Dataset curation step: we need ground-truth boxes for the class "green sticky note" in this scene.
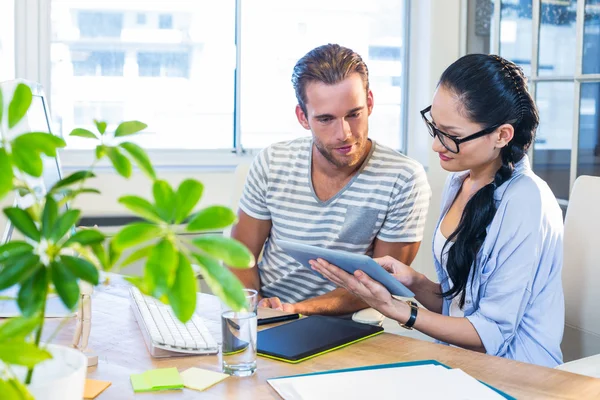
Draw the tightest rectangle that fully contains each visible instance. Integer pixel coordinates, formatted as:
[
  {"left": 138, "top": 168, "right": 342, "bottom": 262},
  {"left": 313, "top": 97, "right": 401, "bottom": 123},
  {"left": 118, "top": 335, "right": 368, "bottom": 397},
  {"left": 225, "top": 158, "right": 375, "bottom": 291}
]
[{"left": 130, "top": 367, "right": 184, "bottom": 392}]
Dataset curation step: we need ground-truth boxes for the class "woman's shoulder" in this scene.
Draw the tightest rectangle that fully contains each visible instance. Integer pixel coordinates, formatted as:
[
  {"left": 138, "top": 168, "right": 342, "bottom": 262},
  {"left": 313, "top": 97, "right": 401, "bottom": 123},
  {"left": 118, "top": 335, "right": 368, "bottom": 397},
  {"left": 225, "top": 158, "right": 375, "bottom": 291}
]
[{"left": 499, "top": 170, "right": 562, "bottom": 222}]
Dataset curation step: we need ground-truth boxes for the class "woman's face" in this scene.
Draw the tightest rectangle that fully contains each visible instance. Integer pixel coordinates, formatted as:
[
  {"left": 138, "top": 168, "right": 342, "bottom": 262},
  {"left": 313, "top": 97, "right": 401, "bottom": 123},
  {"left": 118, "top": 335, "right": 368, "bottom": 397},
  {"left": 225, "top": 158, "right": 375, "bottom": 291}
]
[{"left": 429, "top": 85, "right": 509, "bottom": 173}]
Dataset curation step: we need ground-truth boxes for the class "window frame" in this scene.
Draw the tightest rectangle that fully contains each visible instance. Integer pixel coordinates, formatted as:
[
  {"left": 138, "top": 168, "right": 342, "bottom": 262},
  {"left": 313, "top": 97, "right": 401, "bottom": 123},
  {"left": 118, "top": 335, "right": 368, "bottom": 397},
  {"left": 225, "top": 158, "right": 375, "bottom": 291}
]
[
  {"left": 491, "top": 0, "right": 600, "bottom": 200},
  {"left": 15, "top": 0, "right": 411, "bottom": 170}
]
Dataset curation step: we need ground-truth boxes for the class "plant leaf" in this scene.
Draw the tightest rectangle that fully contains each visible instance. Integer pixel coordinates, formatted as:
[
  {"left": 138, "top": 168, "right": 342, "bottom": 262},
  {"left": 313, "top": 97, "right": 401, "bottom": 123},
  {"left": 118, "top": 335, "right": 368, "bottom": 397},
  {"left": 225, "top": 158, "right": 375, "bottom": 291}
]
[
  {"left": 51, "top": 170, "right": 95, "bottom": 191},
  {"left": 167, "top": 254, "right": 197, "bottom": 322},
  {"left": 174, "top": 179, "right": 203, "bottom": 224},
  {"left": 61, "top": 255, "right": 99, "bottom": 285},
  {"left": 193, "top": 253, "right": 247, "bottom": 311},
  {"left": 90, "top": 242, "right": 108, "bottom": 269},
  {"left": 0, "top": 148, "right": 14, "bottom": 199},
  {"left": 8, "top": 83, "right": 32, "bottom": 129},
  {"left": 119, "top": 245, "right": 151, "bottom": 268},
  {"left": 0, "top": 315, "right": 39, "bottom": 339},
  {"left": 114, "top": 120, "right": 147, "bottom": 137},
  {"left": 12, "top": 132, "right": 66, "bottom": 157},
  {"left": 70, "top": 127, "right": 97, "bottom": 139},
  {"left": 51, "top": 261, "right": 80, "bottom": 309},
  {"left": 3, "top": 207, "right": 40, "bottom": 241},
  {"left": 50, "top": 209, "right": 81, "bottom": 242},
  {"left": 94, "top": 119, "right": 107, "bottom": 135},
  {"left": 95, "top": 144, "right": 107, "bottom": 159},
  {"left": 191, "top": 235, "right": 254, "bottom": 268},
  {"left": 105, "top": 146, "right": 132, "bottom": 178},
  {"left": 41, "top": 196, "right": 58, "bottom": 238},
  {"left": 11, "top": 146, "right": 43, "bottom": 177},
  {"left": 0, "top": 254, "right": 40, "bottom": 290},
  {"left": 187, "top": 206, "right": 237, "bottom": 232},
  {"left": 108, "top": 239, "right": 120, "bottom": 268},
  {"left": 118, "top": 195, "right": 163, "bottom": 223},
  {"left": 145, "top": 238, "right": 177, "bottom": 297},
  {"left": 112, "top": 222, "right": 162, "bottom": 251},
  {"left": 0, "top": 339, "right": 52, "bottom": 367},
  {"left": 18, "top": 268, "right": 48, "bottom": 317},
  {"left": 119, "top": 142, "right": 156, "bottom": 179},
  {"left": 153, "top": 180, "right": 176, "bottom": 222},
  {"left": 0, "top": 378, "right": 35, "bottom": 400},
  {"left": 63, "top": 229, "right": 105, "bottom": 247},
  {"left": 0, "top": 241, "right": 33, "bottom": 263}
]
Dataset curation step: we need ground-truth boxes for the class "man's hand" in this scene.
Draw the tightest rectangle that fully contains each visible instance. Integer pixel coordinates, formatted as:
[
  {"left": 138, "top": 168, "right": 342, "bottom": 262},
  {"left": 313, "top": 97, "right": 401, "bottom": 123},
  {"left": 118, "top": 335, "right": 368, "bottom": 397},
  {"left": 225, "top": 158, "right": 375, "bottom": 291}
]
[{"left": 258, "top": 297, "right": 296, "bottom": 313}]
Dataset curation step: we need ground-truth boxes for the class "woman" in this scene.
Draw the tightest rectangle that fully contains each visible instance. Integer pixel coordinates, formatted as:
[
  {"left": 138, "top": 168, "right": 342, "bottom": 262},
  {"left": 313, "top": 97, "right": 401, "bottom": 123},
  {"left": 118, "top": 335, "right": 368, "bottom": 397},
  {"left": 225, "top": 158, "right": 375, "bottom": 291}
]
[{"left": 311, "top": 54, "right": 565, "bottom": 368}]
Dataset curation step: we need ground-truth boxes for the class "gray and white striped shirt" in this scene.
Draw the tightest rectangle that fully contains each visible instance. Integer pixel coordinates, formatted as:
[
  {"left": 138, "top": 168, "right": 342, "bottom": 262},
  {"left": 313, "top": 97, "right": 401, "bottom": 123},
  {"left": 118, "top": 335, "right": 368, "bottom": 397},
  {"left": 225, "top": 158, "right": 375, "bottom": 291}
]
[{"left": 239, "top": 137, "right": 431, "bottom": 303}]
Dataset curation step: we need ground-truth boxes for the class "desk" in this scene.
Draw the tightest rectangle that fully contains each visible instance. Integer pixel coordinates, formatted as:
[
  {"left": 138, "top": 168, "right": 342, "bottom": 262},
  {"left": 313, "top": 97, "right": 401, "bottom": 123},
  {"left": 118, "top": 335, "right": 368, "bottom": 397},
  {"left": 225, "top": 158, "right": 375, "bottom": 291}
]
[{"left": 43, "top": 277, "right": 600, "bottom": 400}]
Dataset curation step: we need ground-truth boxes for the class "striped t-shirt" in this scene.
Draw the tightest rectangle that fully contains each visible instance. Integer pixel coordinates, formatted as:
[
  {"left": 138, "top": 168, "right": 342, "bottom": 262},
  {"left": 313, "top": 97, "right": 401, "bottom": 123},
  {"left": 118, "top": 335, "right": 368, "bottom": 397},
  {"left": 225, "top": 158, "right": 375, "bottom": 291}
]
[{"left": 239, "top": 137, "right": 431, "bottom": 303}]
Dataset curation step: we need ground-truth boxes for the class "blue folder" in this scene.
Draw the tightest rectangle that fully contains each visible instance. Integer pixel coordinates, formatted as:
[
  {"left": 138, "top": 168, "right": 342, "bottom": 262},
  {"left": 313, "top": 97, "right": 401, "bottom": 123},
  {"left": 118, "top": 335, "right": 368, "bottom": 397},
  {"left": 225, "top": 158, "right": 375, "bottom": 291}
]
[{"left": 269, "top": 359, "right": 516, "bottom": 400}]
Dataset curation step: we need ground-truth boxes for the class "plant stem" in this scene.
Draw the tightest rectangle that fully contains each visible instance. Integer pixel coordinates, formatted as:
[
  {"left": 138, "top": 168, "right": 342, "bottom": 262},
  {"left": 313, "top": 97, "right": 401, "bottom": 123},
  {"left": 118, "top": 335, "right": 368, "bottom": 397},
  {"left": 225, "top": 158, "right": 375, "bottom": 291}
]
[{"left": 24, "top": 272, "right": 49, "bottom": 385}]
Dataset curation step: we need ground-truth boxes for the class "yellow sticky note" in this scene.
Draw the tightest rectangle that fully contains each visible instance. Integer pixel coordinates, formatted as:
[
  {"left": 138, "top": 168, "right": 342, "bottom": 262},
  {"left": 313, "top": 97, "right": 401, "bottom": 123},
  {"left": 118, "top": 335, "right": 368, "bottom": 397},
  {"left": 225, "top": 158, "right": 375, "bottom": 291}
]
[
  {"left": 180, "top": 367, "right": 229, "bottom": 391},
  {"left": 84, "top": 379, "right": 111, "bottom": 399}
]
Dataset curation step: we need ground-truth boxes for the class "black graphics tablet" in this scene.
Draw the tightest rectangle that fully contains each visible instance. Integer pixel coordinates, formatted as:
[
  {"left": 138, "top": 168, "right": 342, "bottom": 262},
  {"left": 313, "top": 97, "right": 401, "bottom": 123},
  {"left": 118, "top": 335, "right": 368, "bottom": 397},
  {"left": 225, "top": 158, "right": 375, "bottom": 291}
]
[{"left": 257, "top": 315, "right": 384, "bottom": 364}]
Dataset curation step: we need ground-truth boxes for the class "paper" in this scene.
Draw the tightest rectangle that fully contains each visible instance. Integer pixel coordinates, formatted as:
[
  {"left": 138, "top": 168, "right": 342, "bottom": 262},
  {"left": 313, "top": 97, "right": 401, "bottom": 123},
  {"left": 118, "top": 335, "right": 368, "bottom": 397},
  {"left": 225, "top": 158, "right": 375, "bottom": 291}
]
[
  {"left": 84, "top": 379, "right": 111, "bottom": 399},
  {"left": 268, "top": 364, "right": 506, "bottom": 400},
  {"left": 180, "top": 367, "right": 229, "bottom": 391},
  {"left": 130, "top": 367, "right": 184, "bottom": 392}
]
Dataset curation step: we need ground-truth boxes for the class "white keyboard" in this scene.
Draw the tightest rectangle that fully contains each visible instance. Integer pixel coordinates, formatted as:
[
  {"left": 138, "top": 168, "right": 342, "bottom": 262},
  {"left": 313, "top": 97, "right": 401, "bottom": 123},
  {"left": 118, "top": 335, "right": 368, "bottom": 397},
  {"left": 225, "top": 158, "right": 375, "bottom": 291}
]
[{"left": 129, "top": 287, "right": 219, "bottom": 357}]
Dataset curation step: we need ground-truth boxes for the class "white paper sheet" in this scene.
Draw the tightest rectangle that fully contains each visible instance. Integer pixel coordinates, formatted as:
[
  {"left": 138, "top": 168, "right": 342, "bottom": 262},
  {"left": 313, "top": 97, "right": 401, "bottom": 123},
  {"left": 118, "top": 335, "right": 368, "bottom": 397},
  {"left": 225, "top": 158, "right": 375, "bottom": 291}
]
[{"left": 268, "top": 364, "right": 506, "bottom": 400}]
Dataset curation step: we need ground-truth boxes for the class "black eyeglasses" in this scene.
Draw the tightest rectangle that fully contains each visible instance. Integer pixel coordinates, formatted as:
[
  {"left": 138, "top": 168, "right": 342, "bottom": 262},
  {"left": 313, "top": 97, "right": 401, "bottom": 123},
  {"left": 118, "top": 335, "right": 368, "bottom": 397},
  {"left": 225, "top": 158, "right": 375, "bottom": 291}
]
[{"left": 420, "top": 105, "right": 500, "bottom": 154}]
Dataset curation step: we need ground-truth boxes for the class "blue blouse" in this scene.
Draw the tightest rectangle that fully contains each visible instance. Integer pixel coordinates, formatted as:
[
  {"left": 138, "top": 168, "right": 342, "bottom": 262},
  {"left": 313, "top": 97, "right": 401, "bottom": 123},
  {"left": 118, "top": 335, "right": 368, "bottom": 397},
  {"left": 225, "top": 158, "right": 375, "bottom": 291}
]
[{"left": 434, "top": 156, "right": 564, "bottom": 367}]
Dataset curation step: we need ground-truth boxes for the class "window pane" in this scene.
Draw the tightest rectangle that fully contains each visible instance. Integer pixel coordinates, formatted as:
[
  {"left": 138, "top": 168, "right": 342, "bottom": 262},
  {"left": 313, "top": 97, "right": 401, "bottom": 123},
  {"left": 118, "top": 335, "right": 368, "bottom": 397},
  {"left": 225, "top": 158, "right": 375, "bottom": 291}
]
[
  {"left": 51, "top": 1, "right": 235, "bottom": 149},
  {"left": 0, "top": 0, "right": 14, "bottom": 81},
  {"left": 533, "top": 81, "right": 575, "bottom": 199},
  {"left": 499, "top": 0, "right": 533, "bottom": 76},
  {"left": 577, "top": 82, "right": 600, "bottom": 177},
  {"left": 240, "top": 0, "right": 406, "bottom": 150},
  {"left": 538, "top": 0, "right": 577, "bottom": 76},
  {"left": 583, "top": 0, "right": 600, "bottom": 74}
]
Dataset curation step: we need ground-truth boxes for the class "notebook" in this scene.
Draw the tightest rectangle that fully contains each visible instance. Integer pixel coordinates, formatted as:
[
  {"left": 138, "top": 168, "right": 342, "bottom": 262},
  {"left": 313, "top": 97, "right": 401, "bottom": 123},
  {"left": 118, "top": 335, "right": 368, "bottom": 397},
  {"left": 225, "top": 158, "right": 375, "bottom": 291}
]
[
  {"left": 257, "top": 315, "right": 383, "bottom": 363},
  {"left": 267, "top": 360, "right": 516, "bottom": 400}
]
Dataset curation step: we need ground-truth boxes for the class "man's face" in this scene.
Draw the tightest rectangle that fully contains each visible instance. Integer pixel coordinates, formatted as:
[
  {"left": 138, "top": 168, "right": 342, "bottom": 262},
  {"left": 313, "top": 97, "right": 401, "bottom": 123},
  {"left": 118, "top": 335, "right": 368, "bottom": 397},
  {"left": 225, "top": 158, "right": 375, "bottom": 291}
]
[{"left": 296, "top": 73, "right": 374, "bottom": 169}]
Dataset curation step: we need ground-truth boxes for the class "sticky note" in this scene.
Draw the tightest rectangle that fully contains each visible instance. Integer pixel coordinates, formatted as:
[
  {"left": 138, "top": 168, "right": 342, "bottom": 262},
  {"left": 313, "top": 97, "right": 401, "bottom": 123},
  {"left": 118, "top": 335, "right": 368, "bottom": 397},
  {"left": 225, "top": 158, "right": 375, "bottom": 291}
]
[
  {"left": 180, "top": 367, "right": 229, "bottom": 391},
  {"left": 84, "top": 379, "right": 111, "bottom": 399},
  {"left": 130, "top": 367, "right": 184, "bottom": 392}
]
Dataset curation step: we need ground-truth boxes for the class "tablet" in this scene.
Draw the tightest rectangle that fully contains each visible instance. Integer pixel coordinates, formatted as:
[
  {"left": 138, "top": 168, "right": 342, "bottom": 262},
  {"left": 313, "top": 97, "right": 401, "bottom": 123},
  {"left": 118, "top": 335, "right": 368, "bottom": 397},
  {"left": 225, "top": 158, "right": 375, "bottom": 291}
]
[
  {"left": 277, "top": 239, "right": 414, "bottom": 298},
  {"left": 257, "top": 315, "right": 383, "bottom": 363}
]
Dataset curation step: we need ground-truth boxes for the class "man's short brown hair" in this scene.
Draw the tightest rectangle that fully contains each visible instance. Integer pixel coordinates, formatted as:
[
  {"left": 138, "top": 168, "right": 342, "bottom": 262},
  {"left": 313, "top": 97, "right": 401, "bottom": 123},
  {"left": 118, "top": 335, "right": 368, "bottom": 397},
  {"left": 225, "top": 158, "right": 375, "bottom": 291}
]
[{"left": 291, "top": 44, "right": 369, "bottom": 115}]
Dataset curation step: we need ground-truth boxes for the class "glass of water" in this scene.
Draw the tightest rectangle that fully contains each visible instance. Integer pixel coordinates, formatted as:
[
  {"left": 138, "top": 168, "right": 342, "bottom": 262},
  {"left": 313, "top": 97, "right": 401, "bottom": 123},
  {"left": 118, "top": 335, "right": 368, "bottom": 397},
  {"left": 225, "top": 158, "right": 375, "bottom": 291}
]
[{"left": 221, "top": 289, "right": 258, "bottom": 377}]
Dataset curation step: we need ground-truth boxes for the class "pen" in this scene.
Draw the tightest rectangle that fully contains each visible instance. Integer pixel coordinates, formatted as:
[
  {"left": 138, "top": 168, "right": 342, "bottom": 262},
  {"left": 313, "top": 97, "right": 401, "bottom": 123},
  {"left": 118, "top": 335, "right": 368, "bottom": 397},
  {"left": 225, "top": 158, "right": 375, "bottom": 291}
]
[{"left": 257, "top": 313, "right": 300, "bottom": 326}]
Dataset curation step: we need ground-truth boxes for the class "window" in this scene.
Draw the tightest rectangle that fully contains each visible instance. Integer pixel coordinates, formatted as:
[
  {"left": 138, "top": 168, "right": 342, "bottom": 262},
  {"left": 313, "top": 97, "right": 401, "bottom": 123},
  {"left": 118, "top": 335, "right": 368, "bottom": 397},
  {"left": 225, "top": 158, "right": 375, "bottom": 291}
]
[
  {"left": 138, "top": 52, "right": 189, "bottom": 78},
  {"left": 50, "top": 0, "right": 408, "bottom": 152},
  {"left": 51, "top": 1, "right": 235, "bottom": 150},
  {"left": 240, "top": 0, "right": 408, "bottom": 150},
  {"left": 494, "top": 0, "right": 600, "bottom": 200},
  {"left": 0, "top": 0, "right": 14, "bottom": 81},
  {"left": 159, "top": 14, "right": 173, "bottom": 29},
  {"left": 78, "top": 12, "right": 123, "bottom": 38}
]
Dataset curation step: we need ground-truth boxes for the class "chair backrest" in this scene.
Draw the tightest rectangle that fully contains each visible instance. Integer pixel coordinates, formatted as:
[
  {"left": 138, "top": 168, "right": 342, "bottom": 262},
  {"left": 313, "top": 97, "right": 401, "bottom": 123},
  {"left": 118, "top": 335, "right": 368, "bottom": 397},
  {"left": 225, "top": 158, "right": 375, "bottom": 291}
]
[{"left": 562, "top": 175, "right": 600, "bottom": 362}]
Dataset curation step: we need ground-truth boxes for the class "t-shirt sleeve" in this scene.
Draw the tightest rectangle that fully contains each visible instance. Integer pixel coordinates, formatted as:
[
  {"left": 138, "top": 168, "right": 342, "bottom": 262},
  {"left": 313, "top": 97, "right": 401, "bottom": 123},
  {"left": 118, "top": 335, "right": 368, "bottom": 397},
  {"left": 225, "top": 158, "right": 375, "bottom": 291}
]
[
  {"left": 377, "top": 164, "right": 431, "bottom": 242},
  {"left": 238, "top": 148, "right": 271, "bottom": 220}
]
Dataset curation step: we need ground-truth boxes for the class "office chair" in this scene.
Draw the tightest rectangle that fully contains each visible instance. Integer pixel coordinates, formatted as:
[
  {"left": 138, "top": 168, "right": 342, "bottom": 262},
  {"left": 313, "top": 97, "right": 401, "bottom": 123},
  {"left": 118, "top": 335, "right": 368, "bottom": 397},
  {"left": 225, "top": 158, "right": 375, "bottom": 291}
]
[
  {"left": 227, "top": 162, "right": 384, "bottom": 326},
  {"left": 555, "top": 175, "right": 600, "bottom": 377}
]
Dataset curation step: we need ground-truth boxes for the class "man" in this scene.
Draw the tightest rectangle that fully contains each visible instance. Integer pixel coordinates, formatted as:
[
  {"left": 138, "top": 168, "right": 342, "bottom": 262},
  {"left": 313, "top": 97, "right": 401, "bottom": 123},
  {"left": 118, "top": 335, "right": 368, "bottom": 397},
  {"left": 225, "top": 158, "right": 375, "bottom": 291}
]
[{"left": 231, "top": 44, "right": 431, "bottom": 315}]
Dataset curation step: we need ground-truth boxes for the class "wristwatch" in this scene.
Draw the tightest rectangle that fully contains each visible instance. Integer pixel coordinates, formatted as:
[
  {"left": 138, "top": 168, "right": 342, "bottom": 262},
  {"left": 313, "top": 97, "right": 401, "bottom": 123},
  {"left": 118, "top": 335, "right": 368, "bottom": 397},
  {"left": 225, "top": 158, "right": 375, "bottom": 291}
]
[{"left": 399, "top": 300, "right": 418, "bottom": 330}]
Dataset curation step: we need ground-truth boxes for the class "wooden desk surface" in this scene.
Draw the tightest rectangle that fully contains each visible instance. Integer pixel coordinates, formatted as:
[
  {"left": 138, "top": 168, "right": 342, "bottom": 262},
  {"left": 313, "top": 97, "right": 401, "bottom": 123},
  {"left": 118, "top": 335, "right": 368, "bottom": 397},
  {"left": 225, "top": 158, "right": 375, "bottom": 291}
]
[{"left": 43, "top": 277, "right": 600, "bottom": 400}]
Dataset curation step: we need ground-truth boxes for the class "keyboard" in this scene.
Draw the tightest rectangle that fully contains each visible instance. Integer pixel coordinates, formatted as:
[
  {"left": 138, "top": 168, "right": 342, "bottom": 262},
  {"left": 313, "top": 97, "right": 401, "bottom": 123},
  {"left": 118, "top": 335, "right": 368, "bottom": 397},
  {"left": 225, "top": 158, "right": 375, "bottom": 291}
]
[{"left": 129, "top": 286, "right": 219, "bottom": 357}]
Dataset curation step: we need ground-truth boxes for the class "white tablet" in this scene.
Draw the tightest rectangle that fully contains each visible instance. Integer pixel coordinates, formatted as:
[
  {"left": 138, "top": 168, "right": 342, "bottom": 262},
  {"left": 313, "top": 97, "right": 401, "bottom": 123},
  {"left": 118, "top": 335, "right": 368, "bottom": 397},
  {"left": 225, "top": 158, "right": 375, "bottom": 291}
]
[{"left": 277, "top": 240, "right": 414, "bottom": 298}]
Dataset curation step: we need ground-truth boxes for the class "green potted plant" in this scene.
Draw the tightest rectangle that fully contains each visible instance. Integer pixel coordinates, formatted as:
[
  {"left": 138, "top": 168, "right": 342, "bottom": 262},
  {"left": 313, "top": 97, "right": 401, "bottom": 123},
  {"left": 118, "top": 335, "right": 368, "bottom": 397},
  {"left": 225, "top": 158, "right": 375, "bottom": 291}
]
[{"left": 0, "top": 83, "right": 254, "bottom": 399}]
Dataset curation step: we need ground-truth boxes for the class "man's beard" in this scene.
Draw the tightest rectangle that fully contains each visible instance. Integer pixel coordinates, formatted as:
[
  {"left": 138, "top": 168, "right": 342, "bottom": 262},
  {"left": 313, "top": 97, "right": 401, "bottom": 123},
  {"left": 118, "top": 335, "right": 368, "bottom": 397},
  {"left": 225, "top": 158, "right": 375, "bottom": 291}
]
[{"left": 313, "top": 137, "right": 366, "bottom": 169}]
